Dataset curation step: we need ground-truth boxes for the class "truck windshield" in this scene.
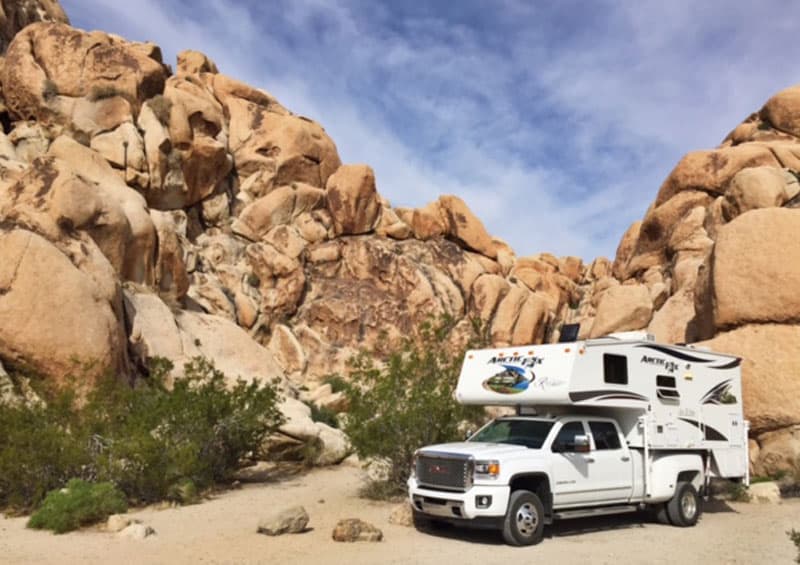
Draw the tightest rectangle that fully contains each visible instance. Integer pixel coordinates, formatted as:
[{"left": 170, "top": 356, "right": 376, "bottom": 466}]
[{"left": 467, "top": 419, "right": 554, "bottom": 449}]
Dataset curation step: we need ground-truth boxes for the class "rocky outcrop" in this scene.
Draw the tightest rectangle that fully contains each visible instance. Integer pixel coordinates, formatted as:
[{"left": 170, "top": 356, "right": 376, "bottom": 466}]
[
  {"left": 3, "top": 23, "right": 167, "bottom": 124},
  {"left": 0, "top": 228, "right": 129, "bottom": 383},
  {"left": 577, "top": 82, "right": 800, "bottom": 477},
  {"left": 0, "top": 0, "right": 68, "bottom": 52},
  {"left": 1, "top": 5, "right": 800, "bottom": 478}
]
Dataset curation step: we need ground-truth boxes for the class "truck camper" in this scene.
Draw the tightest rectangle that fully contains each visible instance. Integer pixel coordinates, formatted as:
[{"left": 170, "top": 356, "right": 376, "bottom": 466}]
[{"left": 408, "top": 330, "right": 749, "bottom": 546}]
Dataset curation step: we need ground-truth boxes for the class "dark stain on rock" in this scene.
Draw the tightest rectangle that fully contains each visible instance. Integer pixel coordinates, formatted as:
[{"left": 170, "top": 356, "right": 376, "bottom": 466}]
[
  {"left": 33, "top": 158, "right": 59, "bottom": 197},
  {"left": 706, "top": 152, "right": 728, "bottom": 175}
]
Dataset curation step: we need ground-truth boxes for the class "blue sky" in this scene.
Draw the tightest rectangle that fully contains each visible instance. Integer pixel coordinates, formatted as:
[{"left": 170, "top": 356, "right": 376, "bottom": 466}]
[{"left": 63, "top": 0, "right": 800, "bottom": 260}]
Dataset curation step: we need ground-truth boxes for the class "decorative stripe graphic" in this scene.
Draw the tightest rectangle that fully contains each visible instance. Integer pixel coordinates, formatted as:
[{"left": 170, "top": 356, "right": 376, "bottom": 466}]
[
  {"left": 700, "top": 380, "right": 737, "bottom": 405},
  {"left": 678, "top": 418, "right": 728, "bottom": 442},
  {"left": 634, "top": 344, "right": 714, "bottom": 364},
  {"left": 709, "top": 358, "right": 741, "bottom": 370},
  {"left": 569, "top": 390, "right": 648, "bottom": 403}
]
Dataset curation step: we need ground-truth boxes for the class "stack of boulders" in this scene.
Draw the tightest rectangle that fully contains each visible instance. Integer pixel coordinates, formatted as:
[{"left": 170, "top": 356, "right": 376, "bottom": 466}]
[
  {"left": 0, "top": 1, "right": 798, "bottom": 477},
  {"left": 0, "top": 19, "right": 590, "bottom": 401},
  {"left": 573, "top": 89, "right": 800, "bottom": 477}
]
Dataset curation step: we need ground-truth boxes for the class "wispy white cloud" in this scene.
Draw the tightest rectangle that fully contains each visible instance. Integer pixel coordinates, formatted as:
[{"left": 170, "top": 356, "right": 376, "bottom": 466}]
[{"left": 62, "top": 0, "right": 800, "bottom": 261}]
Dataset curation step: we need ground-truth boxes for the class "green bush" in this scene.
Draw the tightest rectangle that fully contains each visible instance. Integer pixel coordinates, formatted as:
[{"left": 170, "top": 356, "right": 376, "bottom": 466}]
[
  {"left": 789, "top": 529, "right": 800, "bottom": 564},
  {"left": 27, "top": 479, "right": 127, "bottom": 534},
  {"left": 307, "top": 402, "right": 339, "bottom": 429},
  {"left": 323, "top": 375, "right": 348, "bottom": 394},
  {"left": 0, "top": 386, "right": 90, "bottom": 510},
  {"left": 726, "top": 481, "right": 751, "bottom": 502},
  {"left": 86, "top": 357, "right": 284, "bottom": 503},
  {"left": 0, "top": 357, "right": 284, "bottom": 512},
  {"left": 339, "top": 317, "right": 486, "bottom": 498}
]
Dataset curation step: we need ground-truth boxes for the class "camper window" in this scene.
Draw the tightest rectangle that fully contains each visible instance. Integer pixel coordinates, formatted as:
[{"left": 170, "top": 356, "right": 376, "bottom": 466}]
[
  {"left": 551, "top": 421, "right": 586, "bottom": 452},
  {"left": 656, "top": 375, "right": 680, "bottom": 402},
  {"left": 588, "top": 421, "right": 621, "bottom": 450},
  {"left": 603, "top": 354, "right": 628, "bottom": 385}
]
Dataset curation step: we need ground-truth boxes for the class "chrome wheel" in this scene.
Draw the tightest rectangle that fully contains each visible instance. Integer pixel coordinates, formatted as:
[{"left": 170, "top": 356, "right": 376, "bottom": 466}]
[
  {"left": 681, "top": 491, "right": 697, "bottom": 519},
  {"left": 516, "top": 502, "right": 539, "bottom": 537}
]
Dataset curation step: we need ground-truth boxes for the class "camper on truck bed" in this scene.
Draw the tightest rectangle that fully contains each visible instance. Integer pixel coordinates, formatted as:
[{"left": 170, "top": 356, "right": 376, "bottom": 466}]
[{"left": 407, "top": 330, "right": 749, "bottom": 546}]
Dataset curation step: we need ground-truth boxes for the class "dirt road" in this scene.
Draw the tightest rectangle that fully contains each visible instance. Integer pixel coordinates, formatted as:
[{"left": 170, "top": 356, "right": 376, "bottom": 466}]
[{"left": 2, "top": 464, "right": 797, "bottom": 564}]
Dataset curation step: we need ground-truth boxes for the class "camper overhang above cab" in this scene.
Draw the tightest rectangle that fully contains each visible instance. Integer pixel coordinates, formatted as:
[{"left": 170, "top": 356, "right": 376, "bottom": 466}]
[{"left": 456, "top": 343, "right": 580, "bottom": 406}]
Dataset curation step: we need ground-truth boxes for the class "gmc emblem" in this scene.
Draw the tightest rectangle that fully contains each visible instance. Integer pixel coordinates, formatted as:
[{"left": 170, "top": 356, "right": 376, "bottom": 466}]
[{"left": 429, "top": 464, "right": 448, "bottom": 475}]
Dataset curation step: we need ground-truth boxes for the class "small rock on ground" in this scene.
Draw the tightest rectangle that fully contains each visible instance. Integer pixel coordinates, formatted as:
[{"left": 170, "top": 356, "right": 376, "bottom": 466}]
[
  {"left": 332, "top": 518, "right": 383, "bottom": 542},
  {"left": 749, "top": 481, "right": 782, "bottom": 503},
  {"left": 106, "top": 514, "right": 139, "bottom": 533},
  {"left": 118, "top": 523, "right": 156, "bottom": 540},
  {"left": 257, "top": 505, "right": 309, "bottom": 535}
]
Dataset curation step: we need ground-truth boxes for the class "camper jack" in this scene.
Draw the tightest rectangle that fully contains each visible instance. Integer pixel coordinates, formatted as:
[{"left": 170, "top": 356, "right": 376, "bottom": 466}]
[{"left": 407, "top": 331, "right": 749, "bottom": 546}]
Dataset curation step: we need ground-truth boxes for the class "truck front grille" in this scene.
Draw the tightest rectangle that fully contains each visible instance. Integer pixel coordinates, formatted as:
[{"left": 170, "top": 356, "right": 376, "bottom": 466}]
[{"left": 416, "top": 453, "right": 472, "bottom": 492}]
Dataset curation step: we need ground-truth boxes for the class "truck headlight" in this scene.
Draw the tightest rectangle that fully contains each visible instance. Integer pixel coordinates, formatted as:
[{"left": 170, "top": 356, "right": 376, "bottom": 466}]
[
  {"left": 410, "top": 451, "right": 419, "bottom": 478},
  {"left": 474, "top": 460, "right": 500, "bottom": 478}
]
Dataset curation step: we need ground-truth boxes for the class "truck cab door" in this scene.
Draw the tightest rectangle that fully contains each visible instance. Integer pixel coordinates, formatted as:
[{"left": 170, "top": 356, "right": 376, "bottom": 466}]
[
  {"left": 549, "top": 420, "right": 593, "bottom": 507},
  {"left": 586, "top": 420, "right": 634, "bottom": 504}
]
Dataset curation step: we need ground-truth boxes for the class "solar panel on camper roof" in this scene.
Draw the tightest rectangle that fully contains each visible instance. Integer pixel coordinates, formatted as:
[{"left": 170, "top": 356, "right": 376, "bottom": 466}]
[{"left": 559, "top": 323, "right": 580, "bottom": 343}]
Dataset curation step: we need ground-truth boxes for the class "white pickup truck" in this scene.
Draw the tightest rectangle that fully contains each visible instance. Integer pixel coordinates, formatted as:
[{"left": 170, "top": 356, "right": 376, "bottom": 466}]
[
  {"left": 407, "top": 333, "right": 749, "bottom": 546},
  {"left": 408, "top": 414, "right": 704, "bottom": 546}
]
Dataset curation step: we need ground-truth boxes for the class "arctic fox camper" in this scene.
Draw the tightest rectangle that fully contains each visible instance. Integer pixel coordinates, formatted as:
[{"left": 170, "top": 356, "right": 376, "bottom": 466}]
[{"left": 407, "top": 331, "right": 749, "bottom": 546}]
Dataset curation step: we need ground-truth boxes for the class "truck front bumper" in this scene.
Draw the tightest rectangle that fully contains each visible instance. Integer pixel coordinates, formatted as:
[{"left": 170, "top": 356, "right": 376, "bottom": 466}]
[{"left": 407, "top": 477, "right": 510, "bottom": 520}]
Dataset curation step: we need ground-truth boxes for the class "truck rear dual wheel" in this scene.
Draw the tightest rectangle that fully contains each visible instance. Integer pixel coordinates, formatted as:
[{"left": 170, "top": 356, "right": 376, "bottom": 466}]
[
  {"left": 502, "top": 490, "right": 545, "bottom": 546},
  {"left": 666, "top": 481, "right": 701, "bottom": 527}
]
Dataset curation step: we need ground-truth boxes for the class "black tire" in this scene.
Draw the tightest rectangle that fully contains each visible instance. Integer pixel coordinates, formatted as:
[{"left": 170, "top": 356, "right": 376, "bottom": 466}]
[
  {"left": 502, "top": 490, "right": 545, "bottom": 546},
  {"left": 666, "top": 481, "right": 701, "bottom": 527}
]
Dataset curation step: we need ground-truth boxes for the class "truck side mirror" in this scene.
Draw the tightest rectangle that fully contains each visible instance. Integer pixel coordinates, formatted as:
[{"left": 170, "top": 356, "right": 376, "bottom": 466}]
[
  {"left": 464, "top": 429, "right": 474, "bottom": 441},
  {"left": 574, "top": 434, "right": 591, "bottom": 453}
]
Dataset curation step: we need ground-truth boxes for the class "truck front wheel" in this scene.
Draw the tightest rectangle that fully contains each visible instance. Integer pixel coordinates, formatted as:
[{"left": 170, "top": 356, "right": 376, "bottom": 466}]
[
  {"left": 667, "top": 481, "right": 701, "bottom": 527},
  {"left": 502, "top": 490, "right": 545, "bottom": 546}
]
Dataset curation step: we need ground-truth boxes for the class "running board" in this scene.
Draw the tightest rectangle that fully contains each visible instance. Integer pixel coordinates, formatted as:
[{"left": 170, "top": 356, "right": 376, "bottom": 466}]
[{"left": 553, "top": 504, "right": 638, "bottom": 520}]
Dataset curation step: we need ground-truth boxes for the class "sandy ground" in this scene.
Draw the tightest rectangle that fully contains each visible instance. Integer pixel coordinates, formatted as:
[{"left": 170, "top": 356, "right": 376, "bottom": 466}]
[{"left": 1, "top": 464, "right": 798, "bottom": 565}]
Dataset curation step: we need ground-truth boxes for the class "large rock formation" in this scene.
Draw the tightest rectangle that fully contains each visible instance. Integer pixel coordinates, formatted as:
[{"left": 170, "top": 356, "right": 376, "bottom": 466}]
[
  {"left": 1, "top": 3, "right": 799, "bottom": 476},
  {"left": 0, "top": 0, "right": 68, "bottom": 52},
  {"left": 581, "top": 89, "right": 800, "bottom": 476}
]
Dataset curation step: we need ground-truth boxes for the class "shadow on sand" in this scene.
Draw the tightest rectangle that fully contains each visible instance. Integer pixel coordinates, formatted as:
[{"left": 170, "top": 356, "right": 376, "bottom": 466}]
[{"left": 414, "top": 498, "right": 739, "bottom": 546}]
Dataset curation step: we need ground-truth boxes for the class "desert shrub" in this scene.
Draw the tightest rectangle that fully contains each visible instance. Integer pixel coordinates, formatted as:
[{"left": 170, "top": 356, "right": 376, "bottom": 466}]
[
  {"left": 0, "top": 385, "right": 90, "bottom": 511},
  {"left": 789, "top": 529, "right": 800, "bottom": 563},
  {"left": 87, "top": 84, "right": 125, "bottom": 101},
  {"left": 147, "top": 94, "right": 173, "bottom": 125},
  {"left": 307, "top": 402, "right": 339, "bottom": 429},
  {"left": 42, "top": 79, "right": 58, "bottom": 101},
  {"left": 339, "top": 317, "right": 486, "bottom": 498},
  {"left": 86, "top": 357, "right": 284, "bottom": 503},
  {"left": 27, "top": 479, "right": 127, "bottom": 534},
  {"left": 323, "top": 375, "right": 348, "bottom": 394},
  {"left": 726, "top": 481, "right": 751, "bottom": 502},
  {"left": 0, "top": 357, "right": 283, "bottom": 513}
]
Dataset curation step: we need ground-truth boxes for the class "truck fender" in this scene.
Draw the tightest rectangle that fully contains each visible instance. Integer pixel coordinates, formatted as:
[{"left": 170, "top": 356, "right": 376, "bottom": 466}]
[
  {"left": 649, "top": 453, "right": 704, "bottom": 502},
  {"left": 508, "top": 473, "right": 553, "bottom": 522}
]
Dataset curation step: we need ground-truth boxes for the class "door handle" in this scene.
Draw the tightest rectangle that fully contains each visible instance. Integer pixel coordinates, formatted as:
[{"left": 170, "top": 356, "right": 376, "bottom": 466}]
[
  {"left": 585, "top": 457, "right": 595, "bottom": 463},
  {"left": 621, "top": 456, "right": 630, "bottom": 462}
]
